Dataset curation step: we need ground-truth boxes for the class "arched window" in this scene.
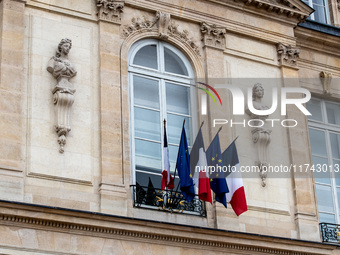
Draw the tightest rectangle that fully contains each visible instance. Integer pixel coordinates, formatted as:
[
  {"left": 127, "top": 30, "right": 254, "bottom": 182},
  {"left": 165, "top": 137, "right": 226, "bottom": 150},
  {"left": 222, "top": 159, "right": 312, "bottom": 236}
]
[{"left": 128, "top": 39, "right": 195, "bottom": 189}]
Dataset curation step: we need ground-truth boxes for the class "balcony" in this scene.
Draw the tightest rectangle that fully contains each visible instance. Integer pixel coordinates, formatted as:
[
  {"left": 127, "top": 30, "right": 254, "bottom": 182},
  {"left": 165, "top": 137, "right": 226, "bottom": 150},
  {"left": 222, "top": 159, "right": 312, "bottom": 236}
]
[
  {"left": 320, "top": 222, "right": 340, "bottom": 244},
  {"left": 131, "top": 185, "right": 206, "bottom": 217}
]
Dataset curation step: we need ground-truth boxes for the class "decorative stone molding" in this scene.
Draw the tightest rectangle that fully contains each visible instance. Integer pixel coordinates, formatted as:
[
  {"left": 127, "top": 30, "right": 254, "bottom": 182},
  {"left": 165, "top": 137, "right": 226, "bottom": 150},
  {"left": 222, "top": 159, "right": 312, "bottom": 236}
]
[
  {"left": 277, "top": 43, "right": 299, "bottom": 66},
  {"left": 246, "top": 83, "right": 272, "bottom": 187},
  {"left": 320, "top": 71, "right": 333, "bottom": 95},
  {"left": 0, "top": 212, "right": 327, "bottom": 255},
  {"left": 47, "top": 38, "right": 77, "bottom": 153},
  {"left": 96, "top": 0, "right": 124, "bottom": 24},
  {"left": 200, "top": 22, "right": 226, "bottom": 50},
  {"left": 122, "top": 12, "right": 200, "bottom": 56},
  {"left": 233, "top": 0, "right": 311, "bottom": 21}
]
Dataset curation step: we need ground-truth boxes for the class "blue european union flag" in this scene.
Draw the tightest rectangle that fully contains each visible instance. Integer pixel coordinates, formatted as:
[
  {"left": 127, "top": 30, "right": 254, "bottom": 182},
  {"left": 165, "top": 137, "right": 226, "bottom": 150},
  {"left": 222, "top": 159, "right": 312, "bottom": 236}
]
[
  {"left": 206, "top": 133, "right": 229, "bottom": 207},
  {"left": 176, "top": 125, "right": 195, "bottom": 202}
]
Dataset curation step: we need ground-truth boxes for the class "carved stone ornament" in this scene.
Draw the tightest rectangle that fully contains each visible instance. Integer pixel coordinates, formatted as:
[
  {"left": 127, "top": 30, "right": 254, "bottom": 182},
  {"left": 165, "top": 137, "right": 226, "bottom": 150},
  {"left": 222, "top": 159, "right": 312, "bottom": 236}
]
[
  {"left": 122, "top": 11, "right": 200, "bottom": 56},
  {"left": 200, "top": 22, "right": 226, "bottom": 50},
  {"left": 96, "top": 0, "right": 124, "bottom": 24},
  {"left": 338, "top": 0, "right": 340, "bottom": 11},
  {"left": 47, "top": 38, "right": 77, "bottom": 153},
  {"left": 320, "top": 71, "right": 333, "bottom": 95},
  {"left": 245, "top": 83, "right": 272, "bottom": 187},
  {"left": 277, "top": 43, "right": 299, "bottom": 66}
]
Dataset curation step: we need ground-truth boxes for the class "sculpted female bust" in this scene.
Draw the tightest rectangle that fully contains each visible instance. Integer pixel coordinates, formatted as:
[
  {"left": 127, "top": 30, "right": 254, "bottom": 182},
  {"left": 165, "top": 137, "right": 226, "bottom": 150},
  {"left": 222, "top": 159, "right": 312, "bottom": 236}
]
[
  {"left": 246, "top": 83, "right": 269, "bottom": 120},
  {"left": 47, "top": 38, "right": 77, "bottom": 93},
  {"left": 47, "top": 38, "right": 77, "bottom": 153}
]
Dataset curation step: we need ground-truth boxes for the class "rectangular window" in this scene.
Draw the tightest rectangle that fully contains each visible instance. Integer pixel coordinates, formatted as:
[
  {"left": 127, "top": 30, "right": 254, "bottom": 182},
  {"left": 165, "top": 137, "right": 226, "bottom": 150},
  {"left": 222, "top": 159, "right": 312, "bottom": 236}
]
[{"left": 307, "top": 98, "right": 340, "bottom": 224}]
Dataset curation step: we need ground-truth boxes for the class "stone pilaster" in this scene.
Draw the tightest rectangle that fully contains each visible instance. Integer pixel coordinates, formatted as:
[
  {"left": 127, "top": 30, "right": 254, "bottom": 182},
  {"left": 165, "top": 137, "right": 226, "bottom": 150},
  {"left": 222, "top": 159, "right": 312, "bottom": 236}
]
[
  {"left": 0, "top": 0, "right": 26, "bottom": 200},
  {"left": 97, "top": 3, "right": 127, "bottom": 215},
  {"left": 277, "top": 43, "right": 320, "bottom": 241}
]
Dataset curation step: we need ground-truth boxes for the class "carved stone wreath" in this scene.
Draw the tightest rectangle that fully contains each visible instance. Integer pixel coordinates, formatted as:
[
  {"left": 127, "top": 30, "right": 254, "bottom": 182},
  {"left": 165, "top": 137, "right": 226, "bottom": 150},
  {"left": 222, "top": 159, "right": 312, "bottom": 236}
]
[{"left": 122, "top": 11, "right": 201, "bottom": 56}]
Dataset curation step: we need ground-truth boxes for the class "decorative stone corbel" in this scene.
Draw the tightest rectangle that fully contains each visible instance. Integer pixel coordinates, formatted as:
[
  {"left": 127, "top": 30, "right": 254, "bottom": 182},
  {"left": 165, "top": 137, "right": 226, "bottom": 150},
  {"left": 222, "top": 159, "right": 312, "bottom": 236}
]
[
  {"left": 96, "top": 0, "right": 124, "bottom": 24},
  {"left": 245, "top": 83, "right": 272, "bottom": 187},
  {"left": 156, "top": 11, "right": 171, "bottom": 39},
  {"left": 320, "top": 71, "right": 332, "bottom": 95},
  {"left": 200, "top": 22, "right": 226, "bottom": 50},
  {"left": 277, "top": 43, "right": 299, "bottom": 66},
  {"left": 47, "top": 39, "right": 77, "bottom": 153},
  {"left": 337, "top": 0, "right": 340, "bottom": 11}
]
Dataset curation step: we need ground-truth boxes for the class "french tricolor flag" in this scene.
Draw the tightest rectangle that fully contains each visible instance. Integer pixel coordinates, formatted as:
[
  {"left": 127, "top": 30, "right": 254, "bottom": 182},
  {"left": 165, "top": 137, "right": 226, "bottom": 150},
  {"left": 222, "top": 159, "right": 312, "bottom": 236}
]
[
  {"left": 222, "top": 141, "right": 247, "bottom": 216},
  {"left": 161, "top": 120, "right": 174, "bottom": 190}
]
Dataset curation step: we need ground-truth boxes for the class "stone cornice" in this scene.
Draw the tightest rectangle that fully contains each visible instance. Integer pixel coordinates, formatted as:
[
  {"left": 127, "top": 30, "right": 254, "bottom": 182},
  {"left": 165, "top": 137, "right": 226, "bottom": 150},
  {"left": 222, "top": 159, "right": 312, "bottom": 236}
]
[
  {"left": 0, "top": 201, "right": 336, "bottom": 254},
  {"left": 232, "top": 0, "right": 313, "bottom": 22}
]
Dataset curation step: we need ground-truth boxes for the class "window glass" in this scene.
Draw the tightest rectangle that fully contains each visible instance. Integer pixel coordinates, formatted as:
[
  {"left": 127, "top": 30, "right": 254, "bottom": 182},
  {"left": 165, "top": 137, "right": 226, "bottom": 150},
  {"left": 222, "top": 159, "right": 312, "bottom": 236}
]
[
  {"left": 326, "top": 102, "right": 340, "bottom": 125},
  {"left": 316, "top": 184, "right": 334, "bottom": 212},
  {"left": 166, "top": 83, "right": 190, "bottom": 115},
  {"left": 307, "top": 99, "right": 323, "bottom": 122},
  {"left": 330, "top": 133, "right": 340, "bottom": 160},
  {"left": 134, "top": 107, "right": 160, "bottom": 141},
  {"left": 319, "top": 212, "right": 335, "bottom": 224},
  {"left": 135, "top": 139, "right": 161, "bottom": 170},
  {"left": 164, "top": 47, "right": 189, "bottom": 76},
  {"left": 133, "top": 45, "right": 158, "bottom": 69},
  {"left": 309, "top": 128, "right": 327, "bottom": 157},
  {"left": 313, "top": 156, "right": 330, "bottom": 184},
  {"left": 133, "top": 76, "right": 159, "bottom": 109}
]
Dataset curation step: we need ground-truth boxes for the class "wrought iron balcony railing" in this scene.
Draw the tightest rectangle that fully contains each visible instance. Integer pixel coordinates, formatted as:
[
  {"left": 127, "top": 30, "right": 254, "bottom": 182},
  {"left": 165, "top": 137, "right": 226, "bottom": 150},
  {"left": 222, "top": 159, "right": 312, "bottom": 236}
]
[
  {"left": 320, "top": 222, "right": 340, "bottom": 244},
  {"left": 131, "top": 185, "right": 206, "bottom": 217}
]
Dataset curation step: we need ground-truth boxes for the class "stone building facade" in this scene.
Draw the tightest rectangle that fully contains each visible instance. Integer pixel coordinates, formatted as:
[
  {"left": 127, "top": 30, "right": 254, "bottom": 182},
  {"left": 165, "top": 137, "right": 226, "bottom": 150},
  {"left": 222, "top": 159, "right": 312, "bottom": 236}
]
[{"left": 0, "top": 0, "right": 340, "bottom": 254}]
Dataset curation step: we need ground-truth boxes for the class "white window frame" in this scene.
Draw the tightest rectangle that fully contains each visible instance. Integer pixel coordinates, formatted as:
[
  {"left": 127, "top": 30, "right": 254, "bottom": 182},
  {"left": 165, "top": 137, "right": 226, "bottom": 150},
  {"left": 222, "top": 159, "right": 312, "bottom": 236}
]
[
  {"left": 303, "top": 0, "right": 331, "bottom": 24},
  {"left": 308, "top": 98, "right": 340, "bottom": 223},
  {"left": 128, "top": 39, "right": 197, "bottom": 187}
]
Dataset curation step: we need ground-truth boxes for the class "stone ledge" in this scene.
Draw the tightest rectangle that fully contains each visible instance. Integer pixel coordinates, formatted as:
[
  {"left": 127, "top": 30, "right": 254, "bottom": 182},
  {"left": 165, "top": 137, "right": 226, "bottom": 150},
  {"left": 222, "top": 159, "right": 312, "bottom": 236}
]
[{"left": 0, "top": 200, "right": 337, "bottom": 254}]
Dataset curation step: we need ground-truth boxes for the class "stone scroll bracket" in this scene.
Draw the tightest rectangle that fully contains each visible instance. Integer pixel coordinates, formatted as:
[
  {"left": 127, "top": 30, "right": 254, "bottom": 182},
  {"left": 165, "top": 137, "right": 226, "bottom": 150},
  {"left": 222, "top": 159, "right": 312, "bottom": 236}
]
[
  {"left": 320, "top": 71, "right": 333, "bottom": 95},
  {"left": 122, "top": 11, "right": 201, "bottom": 56},
  {"left": 96, "top": 0, "right": 125, "bottom": 24}
]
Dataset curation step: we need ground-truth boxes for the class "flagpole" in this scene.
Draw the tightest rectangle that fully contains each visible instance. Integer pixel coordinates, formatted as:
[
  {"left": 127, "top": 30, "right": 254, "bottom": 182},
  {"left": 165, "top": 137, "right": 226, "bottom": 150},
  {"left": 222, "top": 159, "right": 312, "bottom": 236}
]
[{"left": 173, "top": 119, "right": 186, "bottom": 182}]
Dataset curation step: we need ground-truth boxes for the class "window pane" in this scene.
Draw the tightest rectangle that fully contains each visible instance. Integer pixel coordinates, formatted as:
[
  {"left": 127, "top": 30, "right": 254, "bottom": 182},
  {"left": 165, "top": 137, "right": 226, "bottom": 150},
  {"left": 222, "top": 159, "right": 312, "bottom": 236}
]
[
  {"left": 164, "top": 47, "right": 188, "bottom": 76},
  {"left": 313, "top": 156, "right": 330, "bottom": 184},
  {"left": 330, "top": 133, "right": 340, "bottom": 160},
  {"left": 326, "top": 102, "right": 340, "bottom": 125},
  {"left": 135, "top": 139, "right": 161, "bottom": 171},
  {"left": 309, "top": 128, "right": 327, "bottom": 157},
  {"left": 167, "top": 114, "right": 191, "bottom": 145},
  {"left": 334, "top": 160, "right": 340, "bottom": 186},
  {"left": 319, "top": 212, "right": 335, "bottom": 224},
  {"left": 316, "top": 184, "right": 334, "bottom": 213},
  {"left": 166, "top": 83, "right": 190, "bottom": 115},
  {"left": 306, "top": 99, "right": 323, "bottom": 122},
  {"left": 313, "top": 5, "right": 327, "bottom": 23},
  {"left": 168, "top": 144, "right": 179, "bottom": 172},
  {"left": 133, "top": 76, "right": 159, "bottom": 109},
  {"left": 134, "top": 107, "right": 160, "bottom": 141},
  {"left": 133, "top": 45, "right": 158, "bottom": 69},
  {"left": 136, "top": 171, "right": 162, "bottom": 189}
]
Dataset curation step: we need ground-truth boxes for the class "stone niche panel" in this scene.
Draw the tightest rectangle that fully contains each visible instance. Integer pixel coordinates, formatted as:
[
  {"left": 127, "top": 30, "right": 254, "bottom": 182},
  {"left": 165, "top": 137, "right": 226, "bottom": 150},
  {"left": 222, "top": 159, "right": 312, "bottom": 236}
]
[
  {"left": 30, "top": 0, "right": 93, "bottom": 15},
  {"left": 225, "top": 34, "right": 275, "bottom": 64},
  {"left": 26, "top": 14, "right": 99, "bottom": 183}
]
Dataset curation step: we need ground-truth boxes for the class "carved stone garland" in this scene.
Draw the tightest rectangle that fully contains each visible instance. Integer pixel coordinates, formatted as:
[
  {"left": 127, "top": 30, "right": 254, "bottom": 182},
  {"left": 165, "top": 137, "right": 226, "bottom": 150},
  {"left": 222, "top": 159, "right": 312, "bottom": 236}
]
[
  {"left": 200, "top": 22, "right": 226, "bottom": 50},
  {"left": 47, "top": 38, "right": 77, "bottom": 153},
  {"left": 122, "top": 11, "right": 200, "bottom": 56},
  {"left": 96, "top": 0, "right": 124, "bottom": 24},
  {"left": 277, "top": 43, "right": 299, "bottom": 66}
]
